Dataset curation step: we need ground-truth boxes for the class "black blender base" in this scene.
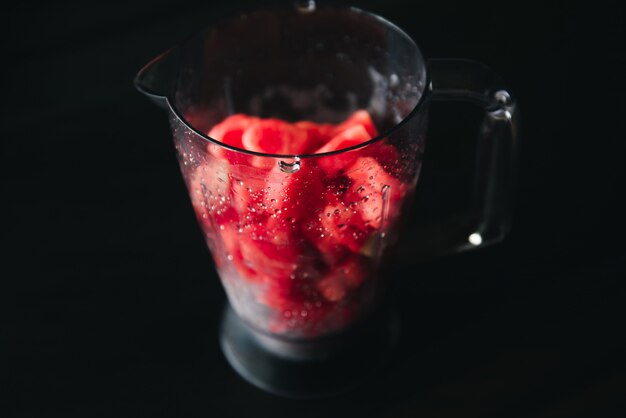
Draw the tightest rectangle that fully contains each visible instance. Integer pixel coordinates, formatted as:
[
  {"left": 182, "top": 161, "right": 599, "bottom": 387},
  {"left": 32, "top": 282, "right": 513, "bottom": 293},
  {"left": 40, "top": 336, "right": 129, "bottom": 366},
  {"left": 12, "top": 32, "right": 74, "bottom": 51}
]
[{"left": 219, "top": 303, "right": 399, "bottom": 399}]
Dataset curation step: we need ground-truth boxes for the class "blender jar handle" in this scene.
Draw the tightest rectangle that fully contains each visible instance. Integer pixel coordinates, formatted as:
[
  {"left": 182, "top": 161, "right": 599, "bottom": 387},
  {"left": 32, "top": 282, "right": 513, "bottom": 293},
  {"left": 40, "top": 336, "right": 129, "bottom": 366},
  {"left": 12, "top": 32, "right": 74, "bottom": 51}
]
[{"left": 400, "top": 59, "right": 520, "bottom": 262}]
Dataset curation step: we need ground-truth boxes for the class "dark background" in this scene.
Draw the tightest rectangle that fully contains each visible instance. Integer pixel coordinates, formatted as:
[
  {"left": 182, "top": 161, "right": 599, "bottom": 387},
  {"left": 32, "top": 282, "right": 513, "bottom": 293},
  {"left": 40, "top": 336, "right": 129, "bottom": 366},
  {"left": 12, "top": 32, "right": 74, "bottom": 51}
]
[{"left": 3, "top": 0, "right": 625, "bottom": 417}]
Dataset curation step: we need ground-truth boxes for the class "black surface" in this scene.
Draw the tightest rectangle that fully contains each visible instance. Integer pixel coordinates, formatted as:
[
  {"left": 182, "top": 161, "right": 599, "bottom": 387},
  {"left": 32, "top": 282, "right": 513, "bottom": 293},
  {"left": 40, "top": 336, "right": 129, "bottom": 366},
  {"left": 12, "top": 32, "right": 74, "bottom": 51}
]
[{"left": 3, "top": 1, "right": 625, "bottom": 417}]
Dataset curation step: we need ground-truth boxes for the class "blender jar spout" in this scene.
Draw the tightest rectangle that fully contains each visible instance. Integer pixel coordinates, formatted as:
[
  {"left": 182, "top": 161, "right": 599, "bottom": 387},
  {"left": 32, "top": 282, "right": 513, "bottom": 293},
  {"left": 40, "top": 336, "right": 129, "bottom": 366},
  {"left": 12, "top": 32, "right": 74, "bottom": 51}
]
[{"left": 134, "top": 46, "right": 180, "bottom": 109}]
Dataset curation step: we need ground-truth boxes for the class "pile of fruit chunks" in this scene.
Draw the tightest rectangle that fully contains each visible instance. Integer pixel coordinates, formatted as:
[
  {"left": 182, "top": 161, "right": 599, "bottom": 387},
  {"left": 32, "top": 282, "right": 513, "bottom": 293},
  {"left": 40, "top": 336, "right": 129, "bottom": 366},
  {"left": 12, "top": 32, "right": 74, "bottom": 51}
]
[{"left": 188, "top": 110, "right": 407, "bottom": 335}]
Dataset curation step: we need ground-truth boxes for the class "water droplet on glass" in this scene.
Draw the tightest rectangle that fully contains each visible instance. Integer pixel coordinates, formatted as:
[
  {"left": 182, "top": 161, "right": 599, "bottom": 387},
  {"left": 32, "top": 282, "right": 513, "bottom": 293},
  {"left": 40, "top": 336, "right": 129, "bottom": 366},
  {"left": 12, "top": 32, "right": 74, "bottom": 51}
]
[
  {"left": 295, "top": 0, "right": 316, "bottom": 13},
  {"left": 390, "top": 73, "right": 399, "bottom": 87}
]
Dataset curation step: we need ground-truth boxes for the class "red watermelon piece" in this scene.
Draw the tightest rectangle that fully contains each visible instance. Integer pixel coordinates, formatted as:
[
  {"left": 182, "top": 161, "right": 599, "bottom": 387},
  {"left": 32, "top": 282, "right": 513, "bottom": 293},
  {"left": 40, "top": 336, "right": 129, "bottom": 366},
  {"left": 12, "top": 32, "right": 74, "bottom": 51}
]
[
  {"left": 208, "top": 114, "right": 259, "bottom": 149},
  {"left": 294, "top": 121, "right": 335, "bottom": 153},
  {"left": 332, "top": 109, "right": 378, "bottom": 138},
  {"left": 344, "top": 157, "right": 407, "bottom": 229},
  {"left": 242, "top": 118, "right": 309, "bottom": 155},
  {"left": 229, "top": 173, "right": 268, "bottom": 221},
  {"left": 218, "top": 225, "right": 260, "bottom": 282},
  {"left": 316, "top": 255, "right": 369, "bottom": 302},
  {"left": 238, "top": 236, "right": 299, "bottom": 280},
  {"left": 301, "top": 211, "right": 351, "bottom": 268},
  {"left": 188, "top": 163, "right": 237, "bottom": 227},
  {"left": 263, "top": 283, "right": 331, "bottom": 335},
  {"left": 365, "top": 142, "right": 401, "bottom": 172},
  {"left": 301, "top": 177, "right": 367, "bottom": 266},
  {"left": 207, "top": 114, "right": 260, "bottom": 166},
  {"left": 264, "top": 160, "right": 326, "bottom": 225},
  {"left": 315, "top": 125, "right": 372, "bottom": 175}
]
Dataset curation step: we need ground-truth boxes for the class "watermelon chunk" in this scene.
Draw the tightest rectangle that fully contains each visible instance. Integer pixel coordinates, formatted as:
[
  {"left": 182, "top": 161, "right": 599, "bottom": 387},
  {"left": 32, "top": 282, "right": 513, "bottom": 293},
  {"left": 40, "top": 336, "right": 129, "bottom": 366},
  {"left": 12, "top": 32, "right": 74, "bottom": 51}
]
[
  {"left": 316, "top": 125, "right": 372, "bottom": 175},
  {"left": 344, "top": 157, "right": 407, "bottom": 229},
  {"left": 332, "top": 109, "right": 378, "bottom": 138},
  {"left": 188, "top": 163, "right": 237, "bottom": 227},
  {"left": 207, "top": 114, "right": 260, "bottom": 166},
  {"left": 316, "top": 124, "right": 372, "bottom": 154},
  {"left": 236, "top": 209, "right": 321, "bottom": 283},
  {"left": 229, "top": 173, "right": 268, "bottom": 221},
  {"left": 238, "top": 236, "right": 299, "bottom": 280},
  {"left": 264, "top": 160, "right": 326, "bottom": 225},
  {"left": 218, "top": 225, "right": 260, "bottom": 282},
  {"left": 208, "top": 114, "right": 259, "bottom": 149},
  {"left": 366, "top": 142, "right": 401, "bottom": 173},
  {"left": 294, "top": 121, "right": 335, "bottom": 153},
  {"left": 262, "top": 282, "right": 332, "bottom": 335},
  {"left": 316, "top": 255, "right": 369, "bottom": 302},
  {"left": 301, "top": 212, "right": 351, "bottom": 268},
  {"left": 242, "top": 118, "right": 309, "bottom": 155},
  {"left": 313, "top": 199, "right": 370, "bottom": 253}
]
